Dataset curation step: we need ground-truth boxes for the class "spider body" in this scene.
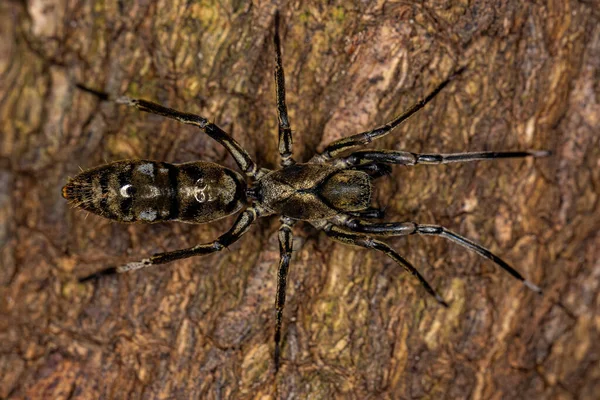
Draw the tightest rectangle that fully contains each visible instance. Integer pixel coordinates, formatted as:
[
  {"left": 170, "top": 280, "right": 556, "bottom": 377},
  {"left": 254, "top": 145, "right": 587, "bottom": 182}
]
[
  {"left": 63, "top": 159, "right": 376, "bottom": 223},
  {"left": 64, "top": 12, "right": 549, "bottom": 371}
]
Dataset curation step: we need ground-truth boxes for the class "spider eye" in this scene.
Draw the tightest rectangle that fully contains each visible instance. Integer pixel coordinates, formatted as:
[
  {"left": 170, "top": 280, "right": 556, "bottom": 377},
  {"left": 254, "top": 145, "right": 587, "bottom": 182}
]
[{"left": 120, "top": 184, "right": 136, "bottom": 197}]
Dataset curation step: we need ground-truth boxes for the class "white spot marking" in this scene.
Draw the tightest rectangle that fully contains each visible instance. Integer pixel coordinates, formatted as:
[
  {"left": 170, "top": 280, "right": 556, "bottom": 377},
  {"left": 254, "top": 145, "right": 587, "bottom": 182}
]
[
  {"left": 137, "top": 163, "right": 155, "bottom": 177},
  {"left": 139, "top": 209, "right": 157, "bottom": 221},
  {"left": 193, "top": 179, "right": 214, "bottom": 203},
  {"left": 117, "top": 258, "right": 151, "bottom": 272},
  {"left": 195, "top": 184, "right": 207, "bottom": 202},
  {"left": 524, "top": 280, "right": 542, "bottom": 294},
  {"left": 180, "top": 179, "right": 216, "bottom": 203},
  {"left": 120, "top": 184, "right": 133, "bottom": 198}
]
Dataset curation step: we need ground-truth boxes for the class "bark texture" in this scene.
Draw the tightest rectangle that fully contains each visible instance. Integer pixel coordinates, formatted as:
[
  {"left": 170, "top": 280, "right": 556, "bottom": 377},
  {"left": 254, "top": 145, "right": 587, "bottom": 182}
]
[{"left": 1, "top": 0, "right": 599, "bottom": 399}]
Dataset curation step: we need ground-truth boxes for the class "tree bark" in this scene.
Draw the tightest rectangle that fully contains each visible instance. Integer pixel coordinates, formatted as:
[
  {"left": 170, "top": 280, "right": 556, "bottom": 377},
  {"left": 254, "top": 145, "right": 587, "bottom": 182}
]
[{"left": 1, "top": 1, "right": 599, "bottom": 398}]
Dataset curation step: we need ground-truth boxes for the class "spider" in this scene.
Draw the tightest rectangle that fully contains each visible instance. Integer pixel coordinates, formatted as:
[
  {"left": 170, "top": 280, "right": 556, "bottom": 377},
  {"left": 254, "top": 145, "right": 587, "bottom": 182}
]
[{"left": 63, "top": 11, "right": 548, "bottom": 371}]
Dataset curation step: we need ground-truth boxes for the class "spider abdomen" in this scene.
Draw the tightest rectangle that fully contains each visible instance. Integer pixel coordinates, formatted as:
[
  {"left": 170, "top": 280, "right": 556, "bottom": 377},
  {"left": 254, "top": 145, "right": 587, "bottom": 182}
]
[
  {"left": 62, "top": 160, "right": 246, "bottom": 224},
  {"left": 256, "top": 163, "right": 371, "bottom": 220}
]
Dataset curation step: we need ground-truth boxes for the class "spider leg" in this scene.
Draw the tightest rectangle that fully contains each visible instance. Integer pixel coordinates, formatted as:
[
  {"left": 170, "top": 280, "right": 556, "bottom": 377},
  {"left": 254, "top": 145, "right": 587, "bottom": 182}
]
[
  {"left": 312, "top": 221, "right": 448, "bottom": 307},
  {"left": 350, "top": 162, "right": 392, "bottom": 179},
  {"left": 75, "top": 83, "right": 259, "bottom": 179},
  {"left": 310, "top": 67, "right": 465, "bottom": 163},
  {"left": 348, "top": 207, "right": 385, "bottom": 219},
  {"left": 79, "top": 207, "right": 263, "bottom": 282},
  {"left": 334, "top": 149, "right": 551, "bottom": 168},
  {"left": 337, "top": 216, "right": 542, "bottom": 294},
  {"left": 273, "top": 11, "right": 294, "bottom": 167},
  {"left": 274, "top": 217, "right": 295, "bottom": 372}
]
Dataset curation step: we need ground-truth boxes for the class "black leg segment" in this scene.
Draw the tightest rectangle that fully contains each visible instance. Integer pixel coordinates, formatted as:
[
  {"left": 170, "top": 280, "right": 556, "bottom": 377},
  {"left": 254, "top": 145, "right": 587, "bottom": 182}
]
[
  {"left": 349, "top": 162, "right": 392, "bottom": 179},
  {"left": 316, "top": 222, "right": 448, "bottom": 307},
  {"left": 348, "top": 207, "right": 386, "bottom": 219},
  {"left": 274, "top": 11, "right": 294, "bottom": 166},
  {"left": 311, "top": 67, "right": 466, "bottom": 162},
  {"left": 79, "top": 207, "right": 261, "bottom": 282},
  {"left": 75, "top": 83, "right": 259, "bottom": 179},
  {"left": 337, "top": 149, "right": 550, "bottom": 167},
  {"left": 343, "top": 218, "right": 542, "bottom": 293},
  {"left": 274, "top": 217, "right": 295, "bottom": 372}
]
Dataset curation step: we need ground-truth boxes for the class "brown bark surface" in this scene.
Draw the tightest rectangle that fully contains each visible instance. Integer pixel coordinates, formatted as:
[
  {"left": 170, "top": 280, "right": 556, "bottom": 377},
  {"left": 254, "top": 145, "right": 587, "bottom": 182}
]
[{"left": 1, "top": 1, "right": 599, "bottom": 399}]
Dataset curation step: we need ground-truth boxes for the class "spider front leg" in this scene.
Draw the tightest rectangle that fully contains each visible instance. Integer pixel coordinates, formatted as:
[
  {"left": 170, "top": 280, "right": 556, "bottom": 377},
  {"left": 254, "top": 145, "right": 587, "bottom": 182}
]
[
  {"left": 274, "top": 217, "right": 295, "bottom": 372},
  {"left": 75, "top": 84, "right": 259, "bottom": 179},
  {"left": 337, "top": 216, "right": 542, "bottom": 293},
  {"left": 312, "top": 221, "right": 448, "bottom": 307},
  {"left": 310, "top": 67, "right": 466, "bottom": 163},
  {"left": 333, "top": 149, "right": 551, "bottom": 168},
  {"left": 79, "top": 207, "right": 262, "bottom": 282},
  {"left": 273, "top": 11, "right": 294, "bottom": 166}
]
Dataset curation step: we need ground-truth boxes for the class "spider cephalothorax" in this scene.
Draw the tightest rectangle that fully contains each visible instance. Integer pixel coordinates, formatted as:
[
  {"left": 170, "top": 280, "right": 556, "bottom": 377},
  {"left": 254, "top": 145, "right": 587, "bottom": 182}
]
[{"left": 64, "top": 11, "right": 548, "bottom": 372}]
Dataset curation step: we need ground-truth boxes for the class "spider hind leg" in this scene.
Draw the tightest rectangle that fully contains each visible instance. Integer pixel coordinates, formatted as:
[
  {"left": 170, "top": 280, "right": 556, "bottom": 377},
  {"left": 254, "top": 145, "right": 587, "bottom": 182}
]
[
  {"left": 340, "top": 217, "right": 542, "bottom": 294},
  {"left": 312, "top": 221, "right": 448, "bottom": 307}
]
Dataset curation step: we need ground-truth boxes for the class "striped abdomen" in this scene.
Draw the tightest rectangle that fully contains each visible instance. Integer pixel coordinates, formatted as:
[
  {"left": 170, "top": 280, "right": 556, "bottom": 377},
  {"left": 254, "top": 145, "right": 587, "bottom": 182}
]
[{"left": 62, "top": 160, "right": 247, "bottom": 223}]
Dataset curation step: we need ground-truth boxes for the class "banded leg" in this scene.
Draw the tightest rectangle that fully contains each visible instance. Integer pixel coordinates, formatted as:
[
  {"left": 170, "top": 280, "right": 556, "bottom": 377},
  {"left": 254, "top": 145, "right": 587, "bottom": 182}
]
[
  {"left": 334, "top": 149, "right": 551, "bottom": 168},
  {"left": 340, "top": 217, "right": 542, "bottom": 293},
  {"left": 311, "top": 67, "right": 466, "bottom": 163},
  {"left": 79, "top": 207, "right": 261, "bottom": 282},
  {"left": 274, "top": 11, "right": 294, "bottom": 166},
  {"left": 75, "top": 83, "right": 259, "bottom": 179},
  {"left": 274, "top": 217, "right": 295, "bottom": 372},
  {"left": 313, "top": 221, "right": 448, "bottom": 307}
]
